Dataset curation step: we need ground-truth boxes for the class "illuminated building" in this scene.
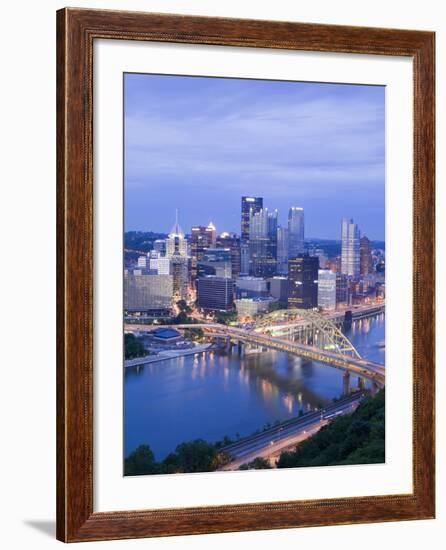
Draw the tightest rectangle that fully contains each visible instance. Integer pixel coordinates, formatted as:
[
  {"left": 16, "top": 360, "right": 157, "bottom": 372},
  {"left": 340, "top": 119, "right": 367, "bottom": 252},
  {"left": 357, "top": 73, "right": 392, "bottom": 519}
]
[
  {"left": 166, "top": 211, "right": 188, "bottom": 258},
  {"left": 235, "top": 276, "right": 268, "bottom": 298},
  {"left": 268, "top": 276, "right": 289, "bottom": 306},
  {"left": 360, "top": 235, "right": 373, "bottom": 275},
  {"left": 288, "top": 207, "right": 305, "bottom": 257},
  {"left": 277, "top": 226, "right": 289, "bottom": 274},
  {"left": 336, "top": 272, "right": 349, "bottom": 305},
  {"left": 197, "top": 248, "right": 232, "bottom": 278},
  {"left": 235, "top": 297, "right": 276, "bottom": 318},
  {"left": 165, "top": 211, "right": 189, "bottom": 300},
  {"left": 217, "top": 232, "right": 241, "bottom": 278},
  {"left": 190, "top": 225, "right": 214, "bottom": 280},
  {"left": 124, "top": 270, "right": 173, "bottom": 313},
  {"left": 341, "top": 217, "right": 360, "bottom": 277},
  {"left": 317, "top": 269, "right": 336, "bottom": 310},
  {"left": 241, "top": 196, "right": 263, "bottom": 243},
  {"left": 287, "top": 255, "right": 319, "bottom": 309},
  {"left": 249, "top": 208, "right": 277, "bottom": 277},
  {"left": 197, "top": 276, "right": 234, "bottom": 312}
]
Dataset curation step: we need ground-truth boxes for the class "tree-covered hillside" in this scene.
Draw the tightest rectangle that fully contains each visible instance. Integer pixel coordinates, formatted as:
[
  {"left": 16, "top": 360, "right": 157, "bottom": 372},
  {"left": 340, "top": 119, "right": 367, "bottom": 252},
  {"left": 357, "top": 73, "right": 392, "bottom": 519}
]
[{"left": 277, "top": 390, "right": 385, "bottom": 469}]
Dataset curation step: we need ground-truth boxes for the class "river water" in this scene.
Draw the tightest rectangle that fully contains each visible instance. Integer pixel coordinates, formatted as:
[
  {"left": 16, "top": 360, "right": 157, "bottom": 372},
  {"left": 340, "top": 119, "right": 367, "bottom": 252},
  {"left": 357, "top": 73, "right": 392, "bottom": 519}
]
[{"left": 124, "top": 313, "right": 385, "bottom": 459}]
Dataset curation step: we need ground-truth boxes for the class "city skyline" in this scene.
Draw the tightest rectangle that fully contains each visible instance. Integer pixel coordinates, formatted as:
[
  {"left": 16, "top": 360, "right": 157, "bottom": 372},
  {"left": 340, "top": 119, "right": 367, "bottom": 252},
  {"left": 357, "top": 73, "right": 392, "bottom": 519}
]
[
  {"left": 124, "top": 74, "right": 385, "bottom": 239},
  {"left": 125, "top": 204, "right": 384, "bottom": 245}
]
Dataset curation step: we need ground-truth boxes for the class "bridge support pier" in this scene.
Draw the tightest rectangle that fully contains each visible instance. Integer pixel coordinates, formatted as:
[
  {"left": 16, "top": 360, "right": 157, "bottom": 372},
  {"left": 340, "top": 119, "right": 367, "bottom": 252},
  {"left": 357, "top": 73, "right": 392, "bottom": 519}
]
[
  {"left": 343, "top": 372, "right": 350, "bottom": 395},
  {"left": 225, "top": 336, "right": 231, "bottom": 352},
  {"left": 237, "top": 342, "right": 244, "bottom": 357},
  {"left": 357, "top": 377, "right": 365, "bottom": 390}
]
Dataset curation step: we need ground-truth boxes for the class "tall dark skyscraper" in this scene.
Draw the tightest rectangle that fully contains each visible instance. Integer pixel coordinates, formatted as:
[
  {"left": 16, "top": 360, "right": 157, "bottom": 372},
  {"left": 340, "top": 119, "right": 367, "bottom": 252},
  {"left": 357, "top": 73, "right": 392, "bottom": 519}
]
[
  {"left": 287, "top": 255, "right": 319, "bottom": 309},
  {"left": 336, "top": 272, "right": 349, "bottom": 305},
  {"left": 249, "top": 208, "right": 277, "bottom": 277},
  {"left": 241, "top": 196, "right": 263, "bottom": 243},
  {"left": 216, "top": 232, "right": 241, "bottom": 279},
  {"left": 197, "top": 276, "right": 234, "bottom": 312},
  {"left": 190, "top": 224, "right": 215, "bottom": 280},
  {"left": 360, "top": 235, "right": 373, "bottom": 275}
]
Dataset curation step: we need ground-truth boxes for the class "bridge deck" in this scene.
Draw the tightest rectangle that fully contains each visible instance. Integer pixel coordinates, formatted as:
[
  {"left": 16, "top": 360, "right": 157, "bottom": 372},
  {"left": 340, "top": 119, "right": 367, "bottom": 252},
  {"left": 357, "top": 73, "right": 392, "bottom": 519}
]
[{"left": 125, "top": 320, "right": 385, "bottom": 387}]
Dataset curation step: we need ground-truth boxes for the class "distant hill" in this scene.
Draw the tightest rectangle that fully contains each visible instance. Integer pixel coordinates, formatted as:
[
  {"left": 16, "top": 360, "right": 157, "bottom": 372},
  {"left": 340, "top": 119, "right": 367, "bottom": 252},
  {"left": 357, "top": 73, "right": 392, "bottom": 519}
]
[{"left": 124, "top": 231, "right": 168, "bottom": 253}]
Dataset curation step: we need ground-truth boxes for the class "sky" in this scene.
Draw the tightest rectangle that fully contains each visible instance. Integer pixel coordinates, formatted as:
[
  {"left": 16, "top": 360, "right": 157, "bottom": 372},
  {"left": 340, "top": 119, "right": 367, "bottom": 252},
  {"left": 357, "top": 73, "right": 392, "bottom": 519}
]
[{"left": 124, "top": 73, "right": 385, "bottom": 240}]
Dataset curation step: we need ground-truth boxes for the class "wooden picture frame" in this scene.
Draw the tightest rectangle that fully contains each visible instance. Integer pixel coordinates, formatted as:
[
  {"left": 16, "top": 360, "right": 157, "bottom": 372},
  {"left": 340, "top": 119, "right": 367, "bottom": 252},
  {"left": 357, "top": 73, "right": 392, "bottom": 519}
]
[{"left": 56, "top": 7, "right": 435, "bottom": 542}]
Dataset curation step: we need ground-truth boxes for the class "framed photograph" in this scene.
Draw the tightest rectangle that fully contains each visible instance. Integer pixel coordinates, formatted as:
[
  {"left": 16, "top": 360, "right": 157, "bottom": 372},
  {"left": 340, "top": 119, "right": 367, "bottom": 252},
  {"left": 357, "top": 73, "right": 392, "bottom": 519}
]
[{"left": 56, "top": 8, "right": 435, "bottom": 542}]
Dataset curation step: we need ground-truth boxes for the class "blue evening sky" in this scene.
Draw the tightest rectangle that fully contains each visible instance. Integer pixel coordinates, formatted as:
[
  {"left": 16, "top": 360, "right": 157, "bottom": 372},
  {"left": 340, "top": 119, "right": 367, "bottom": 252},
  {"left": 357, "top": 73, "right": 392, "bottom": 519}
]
[{"left": 124, "top": 73, "right": 385, "bottom": 240}]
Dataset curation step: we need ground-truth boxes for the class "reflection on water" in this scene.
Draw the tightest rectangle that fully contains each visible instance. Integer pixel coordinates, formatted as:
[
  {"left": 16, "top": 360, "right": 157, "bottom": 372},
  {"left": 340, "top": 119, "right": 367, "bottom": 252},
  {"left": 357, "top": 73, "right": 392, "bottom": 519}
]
[{"left": 124, "top": 314, "right": 385, "bottom": 459}]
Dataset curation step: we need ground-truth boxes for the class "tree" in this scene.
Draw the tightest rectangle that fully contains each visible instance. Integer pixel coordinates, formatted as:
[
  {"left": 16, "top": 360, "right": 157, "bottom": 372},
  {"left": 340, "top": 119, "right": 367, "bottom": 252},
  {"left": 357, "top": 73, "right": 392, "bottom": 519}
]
[
  {"left": 239, "top": 457, "right": 272, "bottom": 470},
  {"left": 215, "top": 311, "right": 238, "bottom": 325},
  {"left": 277, "top": 390, "right": 385, "bottom": 469},
  {"left": 176, "top": 299, "right": 192, "bottom": 315},
  {"left": 159, "top": 439, "right": 219, "bottom": 474},
  {"left": 124, "top": 333, "right": 146, "bottom": 359},
  {"left": 124, "top": 445, "right": 158, "bottom": 476}
]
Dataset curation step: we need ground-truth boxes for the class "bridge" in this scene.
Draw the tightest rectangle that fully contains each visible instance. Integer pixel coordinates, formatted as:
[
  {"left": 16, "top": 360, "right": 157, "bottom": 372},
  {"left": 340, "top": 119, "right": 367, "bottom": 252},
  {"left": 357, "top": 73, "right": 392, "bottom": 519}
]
[{"left": 125, "top": 307, "right": 385, "bottom": 387}]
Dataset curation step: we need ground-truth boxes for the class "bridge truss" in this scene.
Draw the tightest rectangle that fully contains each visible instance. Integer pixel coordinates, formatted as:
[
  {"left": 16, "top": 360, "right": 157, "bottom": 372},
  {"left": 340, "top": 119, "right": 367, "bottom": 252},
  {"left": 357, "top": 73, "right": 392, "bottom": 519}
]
[{"left": 254, "top": 308, "right": 361, "bottom": 359}]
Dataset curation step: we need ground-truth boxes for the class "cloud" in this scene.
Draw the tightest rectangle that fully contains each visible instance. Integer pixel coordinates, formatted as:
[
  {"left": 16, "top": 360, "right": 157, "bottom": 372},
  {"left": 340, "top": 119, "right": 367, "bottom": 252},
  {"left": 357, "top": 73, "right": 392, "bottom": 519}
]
[{"left": 124, "top": 74, "right": 385, "bottom": 237}]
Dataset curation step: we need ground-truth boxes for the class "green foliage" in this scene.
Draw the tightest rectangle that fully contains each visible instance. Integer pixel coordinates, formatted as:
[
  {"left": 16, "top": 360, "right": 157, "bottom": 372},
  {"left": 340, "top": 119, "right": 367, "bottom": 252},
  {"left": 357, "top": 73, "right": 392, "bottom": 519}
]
[
  {"left": 267, "top": 301, "right": 284, "bottom": 313},
  {"left": 124, "top": 333, "right": 146, "bottom": 359},
  {"left": 124, "top": 445, "right": 159, "bottom": 476},
  {"left": 164, "top": 439, "right": 219, "bottom": 473},
  {"left": 185, "top": 327, "right": 205, "bottom": 341},
  {"left": 277, "top": 390, "right": 385, "bottom": 469},
  {"left": 124, "top": 231, "right": 167, "bottom": 253},
  {"left": 176, "top": 300, "right": 192, "bottom": 315},
  {"left": 239, "top": 457, "right": 272, "bottom": 470},
  {"left": 172, "top": 311, "right": 190, "bottom": 324},
  {"left": 215, "top": 311, "right": 238, "bottom": 325},
  {"left": 124, "top": 439, "right": 231, "bottom": 476}
]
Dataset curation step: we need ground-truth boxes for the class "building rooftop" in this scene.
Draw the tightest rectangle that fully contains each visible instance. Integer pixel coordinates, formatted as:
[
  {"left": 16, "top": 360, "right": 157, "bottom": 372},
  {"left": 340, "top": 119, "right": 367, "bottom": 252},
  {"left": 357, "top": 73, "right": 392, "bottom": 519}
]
[{"left": 150, "top": 328, "right": 182, "bottom": 340}]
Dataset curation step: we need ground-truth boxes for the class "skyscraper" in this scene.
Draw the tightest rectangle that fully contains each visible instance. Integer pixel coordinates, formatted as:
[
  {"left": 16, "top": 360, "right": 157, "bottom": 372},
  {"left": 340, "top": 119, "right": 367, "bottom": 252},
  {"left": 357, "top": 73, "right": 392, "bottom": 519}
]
[
  {"left": 249, "top": 208, "right": 277, "bottom": 277},
  {"left": 216, "top": 232, "right": 241, "bottom": 278},
  {"left": 165, "top": 211, "right": 189, "bottom": 301},
  {"left": 240, "top": 242, "right": 250, "bottom": 276},
  {"left": 190, "top": 225, "right": 214, "bottom": 280},
  {"left": 317, "top": 269, "right": 336, "bottom": 310},
  {"left": 360, "top": 235, "right": 373, "bottom": 275},
  {"left": 241, "top": 196, "right": 263, "bottom": 243},
  {"left": 166, "top": 211, "right": 188, "bottom": 259},
  {"left": 341, "top": 218, "right": 360, "bottom": 277},
  {"left": 197, "top": 248, "right": 232, "bottom": 279},
  {"left": 197, "top": 276, "right": 234, "bottom": 312},
  {"left": 277, "top": 226, "right": 289, "bottom": 274},
  {"left": 206, "top": 221, "right": 217, "bottom": 247},
  {"left": 124, "top": 270, "right": 173, "bottom": 313},
  {"left": 288, "top": 207, "right": 305, "bottom": 258},
  {"left": 153, "top": 239, "right": 166, "bottom": 256},
  {"left": 287, "top": 255, "right": 319, "bottom": 309},
  {"left": 336, "top": 272, "right": 349, "bottom": 305}
]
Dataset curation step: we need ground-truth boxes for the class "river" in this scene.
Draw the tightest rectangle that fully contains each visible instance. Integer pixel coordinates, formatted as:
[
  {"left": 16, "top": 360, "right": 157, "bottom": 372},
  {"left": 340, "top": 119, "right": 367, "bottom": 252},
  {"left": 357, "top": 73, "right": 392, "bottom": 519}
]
[{"left": 124, "top": 313, "right": 385, "bottom": 459}]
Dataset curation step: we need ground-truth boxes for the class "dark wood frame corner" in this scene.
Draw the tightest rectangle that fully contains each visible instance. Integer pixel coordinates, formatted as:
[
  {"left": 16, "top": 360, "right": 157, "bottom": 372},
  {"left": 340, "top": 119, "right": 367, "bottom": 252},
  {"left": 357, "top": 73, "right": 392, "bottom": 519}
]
[{"left": 56, "top": 7, "right": 435, "bottom": 543}]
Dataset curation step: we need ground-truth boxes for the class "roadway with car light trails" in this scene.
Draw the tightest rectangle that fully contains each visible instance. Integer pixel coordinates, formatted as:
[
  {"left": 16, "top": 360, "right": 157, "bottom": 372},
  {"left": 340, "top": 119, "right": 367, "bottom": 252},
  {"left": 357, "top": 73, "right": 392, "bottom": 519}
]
[{"left": 218, "top": 392, "right": 364, "bottom": 469}]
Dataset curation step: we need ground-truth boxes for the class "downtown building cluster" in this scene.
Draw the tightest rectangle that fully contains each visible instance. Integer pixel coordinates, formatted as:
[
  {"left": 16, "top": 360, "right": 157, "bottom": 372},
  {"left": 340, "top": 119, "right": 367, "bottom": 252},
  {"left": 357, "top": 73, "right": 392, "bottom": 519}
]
[{"left": 124, "top": 197, "right": 385, "bottom": 320}]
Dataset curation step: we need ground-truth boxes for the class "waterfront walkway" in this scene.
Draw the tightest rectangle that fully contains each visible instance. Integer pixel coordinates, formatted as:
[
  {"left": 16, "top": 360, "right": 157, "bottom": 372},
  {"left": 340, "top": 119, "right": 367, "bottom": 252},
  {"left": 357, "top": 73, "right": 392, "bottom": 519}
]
[{"left": 124, "top": 343, "right": 213, "bottom": 368}]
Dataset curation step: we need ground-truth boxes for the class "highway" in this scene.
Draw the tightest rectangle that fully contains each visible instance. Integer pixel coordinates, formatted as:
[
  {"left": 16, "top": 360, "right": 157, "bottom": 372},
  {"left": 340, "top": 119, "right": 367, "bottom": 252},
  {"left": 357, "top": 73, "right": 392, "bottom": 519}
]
[{"left": 219, "top": 392, "right": 364, "bottom": 470}]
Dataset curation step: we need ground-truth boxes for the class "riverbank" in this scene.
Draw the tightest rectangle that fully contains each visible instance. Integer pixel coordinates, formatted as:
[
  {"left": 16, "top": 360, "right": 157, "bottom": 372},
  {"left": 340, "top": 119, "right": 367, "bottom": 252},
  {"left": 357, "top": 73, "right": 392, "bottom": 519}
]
[{"left": 124, "top": 343, "right": 214, "bottom": 368}]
